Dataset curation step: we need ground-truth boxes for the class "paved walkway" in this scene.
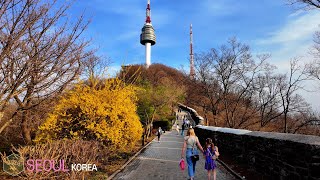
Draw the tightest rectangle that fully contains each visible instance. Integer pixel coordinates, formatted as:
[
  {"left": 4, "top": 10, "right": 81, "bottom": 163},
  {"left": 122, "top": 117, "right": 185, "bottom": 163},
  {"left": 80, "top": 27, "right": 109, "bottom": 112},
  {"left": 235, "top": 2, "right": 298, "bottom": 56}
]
[{"left": 113, "top": 131, "right": 236, "bottom": 180}]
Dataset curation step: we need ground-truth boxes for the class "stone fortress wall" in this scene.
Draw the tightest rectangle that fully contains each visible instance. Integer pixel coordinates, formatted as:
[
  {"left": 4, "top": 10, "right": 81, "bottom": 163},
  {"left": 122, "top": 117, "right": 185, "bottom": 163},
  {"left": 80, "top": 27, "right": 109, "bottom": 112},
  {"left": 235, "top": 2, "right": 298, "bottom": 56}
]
[{"left": 180, "top": 104, "right": 320, "bottom": 179}]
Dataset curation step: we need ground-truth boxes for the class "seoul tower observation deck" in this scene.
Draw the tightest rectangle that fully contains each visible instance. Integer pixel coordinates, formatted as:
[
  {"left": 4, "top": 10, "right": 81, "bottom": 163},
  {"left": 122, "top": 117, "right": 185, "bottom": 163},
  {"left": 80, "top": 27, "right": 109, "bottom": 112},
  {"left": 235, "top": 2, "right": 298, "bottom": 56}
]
[{"left": 140, "top": 0, "right": 156, "bottom": 68}]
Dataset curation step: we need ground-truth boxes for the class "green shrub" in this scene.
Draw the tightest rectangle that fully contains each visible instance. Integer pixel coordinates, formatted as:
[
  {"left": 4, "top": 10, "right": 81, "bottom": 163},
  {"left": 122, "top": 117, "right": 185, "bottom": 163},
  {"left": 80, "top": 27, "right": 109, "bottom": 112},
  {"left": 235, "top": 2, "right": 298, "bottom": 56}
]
[
  {"left": 153, "top": 120, "right": 172, "bottom": 131},
  {"left": 166, "top": 115, "right": 176, "bottom": 121}
]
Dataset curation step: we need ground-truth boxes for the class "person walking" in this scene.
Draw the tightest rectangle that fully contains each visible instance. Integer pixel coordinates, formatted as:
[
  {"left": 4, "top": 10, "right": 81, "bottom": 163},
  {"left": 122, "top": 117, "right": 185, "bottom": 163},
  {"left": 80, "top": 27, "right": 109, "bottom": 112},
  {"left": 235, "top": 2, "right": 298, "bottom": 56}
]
[
  {"left": 181, "top": 128, "right": 204, "bottom": 180},
  {"left": 157, "top": 127, "right": 162, "bottom": 142},
  {"left": 185, "top": 119, "right": 190, "bottom": 129},
  {"left": 203, "top": 138, "right": 220, "bottom": 180},
  {"left": 181, "top": 122, "right": 185, "bottom": 136},
  {"left": 176, "top": 124, "right": 180, "bottom": 135}
]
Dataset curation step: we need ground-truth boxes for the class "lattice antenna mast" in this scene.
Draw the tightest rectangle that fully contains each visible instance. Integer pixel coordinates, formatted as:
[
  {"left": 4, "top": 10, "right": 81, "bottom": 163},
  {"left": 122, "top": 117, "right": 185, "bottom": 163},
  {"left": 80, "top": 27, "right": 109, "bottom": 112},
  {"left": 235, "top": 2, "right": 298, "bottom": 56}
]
[{"left": 190, "top": 24, "right": 195, "bottom": 79}]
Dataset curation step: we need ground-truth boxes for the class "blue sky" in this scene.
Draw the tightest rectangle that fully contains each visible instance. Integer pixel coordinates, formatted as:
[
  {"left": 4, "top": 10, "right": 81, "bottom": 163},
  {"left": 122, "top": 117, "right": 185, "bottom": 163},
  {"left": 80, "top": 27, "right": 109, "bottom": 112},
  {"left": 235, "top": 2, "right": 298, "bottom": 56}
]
[{"left": 69, "top": 0, "right": 320, "bottom": 110}]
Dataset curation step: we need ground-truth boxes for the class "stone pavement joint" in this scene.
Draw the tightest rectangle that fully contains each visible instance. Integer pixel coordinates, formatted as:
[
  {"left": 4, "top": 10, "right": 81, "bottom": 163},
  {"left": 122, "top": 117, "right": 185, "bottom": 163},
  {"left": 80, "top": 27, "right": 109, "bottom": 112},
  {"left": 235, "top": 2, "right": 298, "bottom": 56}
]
[{"left": 113, "top": 131, "right": 237, "bottom": 180}]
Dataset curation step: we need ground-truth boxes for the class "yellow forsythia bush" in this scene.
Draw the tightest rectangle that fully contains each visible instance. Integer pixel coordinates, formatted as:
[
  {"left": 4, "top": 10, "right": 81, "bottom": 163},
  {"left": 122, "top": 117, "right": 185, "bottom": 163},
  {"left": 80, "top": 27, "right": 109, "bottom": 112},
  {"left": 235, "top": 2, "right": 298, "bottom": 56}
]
[{"left": 35, "top": 78, "right": 143, "bottom": 151}]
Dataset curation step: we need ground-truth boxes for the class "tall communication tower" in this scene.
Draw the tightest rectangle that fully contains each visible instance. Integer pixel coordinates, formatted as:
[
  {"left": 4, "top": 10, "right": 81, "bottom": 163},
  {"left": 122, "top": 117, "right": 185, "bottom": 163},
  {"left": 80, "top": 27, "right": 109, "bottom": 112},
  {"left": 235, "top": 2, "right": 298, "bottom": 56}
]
[
  {"left": 190, "top": 24, "right": 195, "bottom": 78},
  {"left": 140, "top": 0, "right": 156, "bottom": 68}
]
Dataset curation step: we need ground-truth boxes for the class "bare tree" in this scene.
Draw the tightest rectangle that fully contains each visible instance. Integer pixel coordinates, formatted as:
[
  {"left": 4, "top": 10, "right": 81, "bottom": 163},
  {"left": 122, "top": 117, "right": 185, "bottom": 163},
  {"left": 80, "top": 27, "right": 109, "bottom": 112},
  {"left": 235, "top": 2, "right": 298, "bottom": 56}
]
[
  {"left": 287, "top": 0, "right": 320, "bottom": 96},
  {"left": 289, "top": 100, "right": 319, "bottom": 134},
  {"left": 0, "top": 0, "right": 33, "bottom": 131},
  {"left": 254, "top": 72, "right": 284, "bottom": 128},
  {"left": 287, "top": 0, "right": 320, "bottom": 9},
  {"left": 193, "top": 38, "right": 270, "bottom": 128},
  {"left": 306, "top": 31, "right": 320, "bottom": 81},
  {"left": 314, "top": 31, "right": 320, "bottom": 57},
  {"left": 278, "top": 59, "right": 310, "bottom": 133},
  {"left": 82, "top": 53, "right": 111, "bottom": 80},
  {"left": 193, "top": 53, "right": 222, "bottom": 126},
  {"left": 0, "top": 0, "right": 91, "bottom": 144},
  {"left": 189, "top": 38, "right": 318, "bottom": 134}
]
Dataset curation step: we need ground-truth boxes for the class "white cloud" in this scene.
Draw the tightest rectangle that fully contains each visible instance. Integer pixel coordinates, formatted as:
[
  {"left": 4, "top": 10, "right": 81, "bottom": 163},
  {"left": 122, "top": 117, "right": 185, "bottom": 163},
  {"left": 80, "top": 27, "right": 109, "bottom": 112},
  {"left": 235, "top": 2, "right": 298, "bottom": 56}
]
[
  {"left": 255, "top": 11, "right": 320, "bottom": 69},
  {"left": 287, "top": 9, "right": 305, "bottom": 18},
  {"left": 255, "top": 11, "right": 320, "bottom": 111},
  {"left": 258, "top": 11, "right": 320, "bottom": 45}
]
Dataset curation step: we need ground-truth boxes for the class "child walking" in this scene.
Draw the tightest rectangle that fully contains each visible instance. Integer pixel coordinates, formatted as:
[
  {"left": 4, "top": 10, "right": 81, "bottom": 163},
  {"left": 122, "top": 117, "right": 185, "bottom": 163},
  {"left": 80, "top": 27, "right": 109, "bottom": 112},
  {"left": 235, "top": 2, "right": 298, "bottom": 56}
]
[{"left": 203, "top": 138, "right": 220, "bottom": 180}]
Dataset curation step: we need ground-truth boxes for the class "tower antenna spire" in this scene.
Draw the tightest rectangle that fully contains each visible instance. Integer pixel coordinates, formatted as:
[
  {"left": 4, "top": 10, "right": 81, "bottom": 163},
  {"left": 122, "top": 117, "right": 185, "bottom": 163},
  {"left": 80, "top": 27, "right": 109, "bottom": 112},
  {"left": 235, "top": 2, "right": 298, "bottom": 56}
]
[
  {"left": 190, "top": 24, "right": 195, "bottom": 79},
  {"left": 146, "top": 0, "right": 151, "bottom": 23}
]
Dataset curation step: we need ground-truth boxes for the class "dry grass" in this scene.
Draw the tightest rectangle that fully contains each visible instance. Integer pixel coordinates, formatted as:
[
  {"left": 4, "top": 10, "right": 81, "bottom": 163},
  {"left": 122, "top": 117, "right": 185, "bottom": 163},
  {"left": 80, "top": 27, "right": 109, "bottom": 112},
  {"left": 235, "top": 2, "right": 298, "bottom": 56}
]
[{"left": 0, "top": 136, "right": 155, "bottom": 179}]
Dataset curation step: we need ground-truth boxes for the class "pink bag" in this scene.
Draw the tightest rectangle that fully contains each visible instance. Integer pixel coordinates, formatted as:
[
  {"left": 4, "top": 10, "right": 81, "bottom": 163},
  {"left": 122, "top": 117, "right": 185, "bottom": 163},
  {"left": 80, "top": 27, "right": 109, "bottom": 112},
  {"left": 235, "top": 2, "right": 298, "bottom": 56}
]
[{"left": 179, "top": 158, "right": 185, "bottom": 171}]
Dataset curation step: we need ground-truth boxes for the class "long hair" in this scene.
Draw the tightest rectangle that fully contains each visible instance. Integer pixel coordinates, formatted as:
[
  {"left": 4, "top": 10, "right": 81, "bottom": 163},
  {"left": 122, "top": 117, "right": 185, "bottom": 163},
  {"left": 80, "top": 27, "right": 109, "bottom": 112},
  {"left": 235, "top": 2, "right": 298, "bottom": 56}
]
[
  {"left": 187, "top": 128, "right": 196, "bottom": 136},
  {"left": 206, "top": 138, "right": 213, "bottom": 148}
]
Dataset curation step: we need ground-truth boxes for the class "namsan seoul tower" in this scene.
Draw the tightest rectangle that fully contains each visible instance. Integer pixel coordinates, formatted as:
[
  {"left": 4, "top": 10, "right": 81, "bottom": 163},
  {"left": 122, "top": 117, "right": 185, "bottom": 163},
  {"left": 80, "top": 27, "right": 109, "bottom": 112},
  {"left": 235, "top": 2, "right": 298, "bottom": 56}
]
[{"left": 140, "top": 0, "right": 156, "bottom": 68}]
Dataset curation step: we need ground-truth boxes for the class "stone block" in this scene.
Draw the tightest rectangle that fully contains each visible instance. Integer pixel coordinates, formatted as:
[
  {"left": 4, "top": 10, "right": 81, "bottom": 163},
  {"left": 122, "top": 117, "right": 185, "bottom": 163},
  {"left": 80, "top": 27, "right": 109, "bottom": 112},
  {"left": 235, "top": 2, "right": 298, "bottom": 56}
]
[
  {"left": 280, "top": 168, "right": 289, "bottom": 178},
  {"left": 310, "top": 163, "right": 320, "bottom": 178},
  {"left": 287, "top": 172, "right": 301, "bottom": 180},
  {"left": 283, "top": 162, "right": 296, "bottom": 172},
  {"left": 274, "top": 165, "right": 281, "bottom": 174},
  {"left": 301, "top": 176, "right": 309, "bottom": 180},
  {"left": 311, "top": 155, "right": 320, "bottom": 163},
  {"left": 296, "top": 167, "right": 308, "bottom": 175}
]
